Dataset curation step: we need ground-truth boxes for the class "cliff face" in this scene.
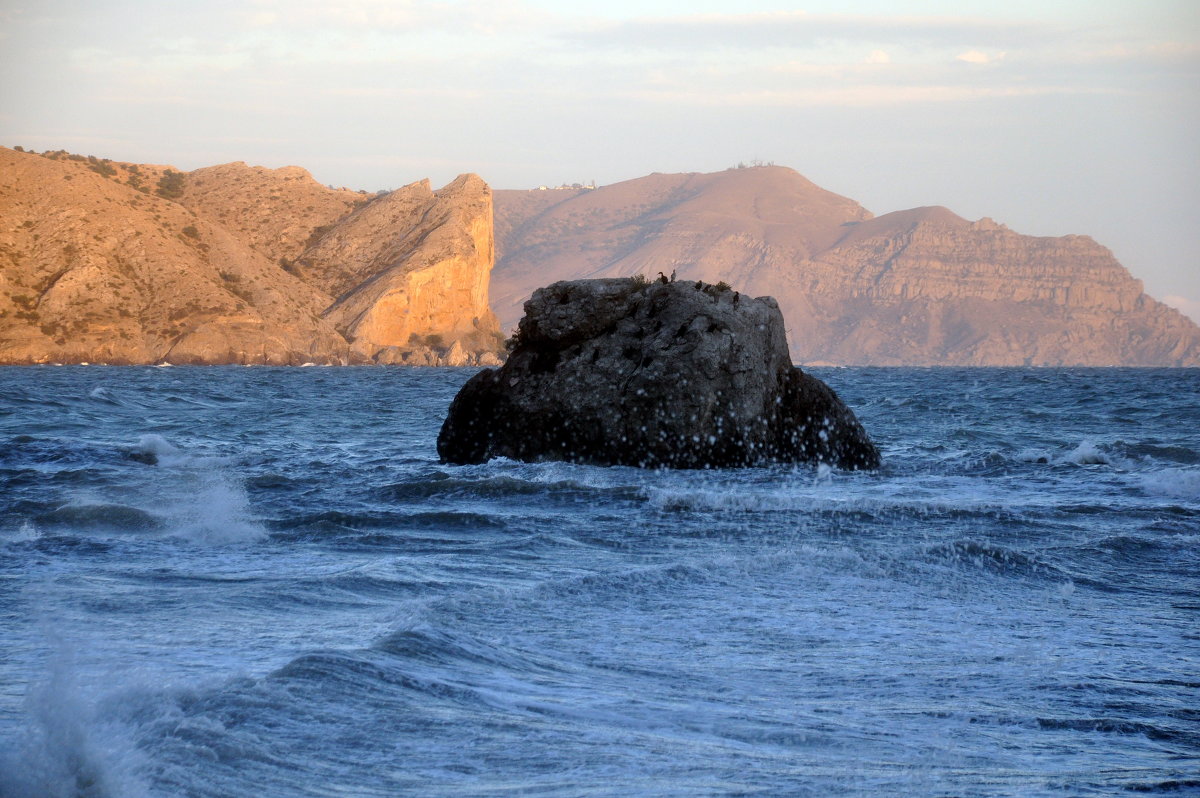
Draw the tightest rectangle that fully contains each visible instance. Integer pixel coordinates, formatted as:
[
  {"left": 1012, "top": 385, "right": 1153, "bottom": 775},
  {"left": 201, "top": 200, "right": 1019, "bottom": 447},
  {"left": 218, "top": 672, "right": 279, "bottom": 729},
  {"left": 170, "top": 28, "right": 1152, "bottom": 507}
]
[
  {"left": 305, "top": 174, "right": 500, "bottom": 361},
  {"left": 786, "top": 207, "right": 1196, "bottom": 366},
  {"left": 493, "top": 167, "right": 1200, "bottom": 366},
  {"left": 0, "top": 147, "right": 502, "bottom": 365}
]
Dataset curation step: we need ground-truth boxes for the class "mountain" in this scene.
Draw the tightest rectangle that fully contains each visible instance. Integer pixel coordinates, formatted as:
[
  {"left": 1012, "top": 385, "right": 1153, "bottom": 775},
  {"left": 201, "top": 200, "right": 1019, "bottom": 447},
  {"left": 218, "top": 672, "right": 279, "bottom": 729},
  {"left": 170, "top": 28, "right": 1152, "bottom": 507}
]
[
  {"left": 0, "top": 147, "right": 503, "bottom": 365},
  {"left": 493, "top": 166, "right": 1199, "bottom": 366}
]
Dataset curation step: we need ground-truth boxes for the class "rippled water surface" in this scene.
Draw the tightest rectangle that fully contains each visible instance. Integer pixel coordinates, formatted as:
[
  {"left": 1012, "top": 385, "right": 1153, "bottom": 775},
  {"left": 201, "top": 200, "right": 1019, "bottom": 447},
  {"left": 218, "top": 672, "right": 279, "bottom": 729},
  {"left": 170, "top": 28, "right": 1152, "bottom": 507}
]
[{"left": 1, "top": 366, "right": 1197, "bottom": 797}]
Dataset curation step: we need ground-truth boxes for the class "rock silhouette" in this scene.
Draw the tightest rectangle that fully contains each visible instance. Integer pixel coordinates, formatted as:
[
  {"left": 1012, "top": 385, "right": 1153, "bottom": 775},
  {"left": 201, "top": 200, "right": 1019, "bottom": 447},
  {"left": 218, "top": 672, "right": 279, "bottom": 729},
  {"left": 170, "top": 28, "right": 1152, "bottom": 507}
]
[{"left": 438, "top": 277, "right": 880, "bottom": 469}]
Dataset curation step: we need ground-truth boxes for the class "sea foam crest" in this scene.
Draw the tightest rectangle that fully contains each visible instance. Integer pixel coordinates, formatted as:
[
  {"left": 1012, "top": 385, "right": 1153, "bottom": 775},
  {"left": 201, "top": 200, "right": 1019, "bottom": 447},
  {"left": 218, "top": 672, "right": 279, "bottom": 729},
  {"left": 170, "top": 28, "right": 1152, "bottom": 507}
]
[
  {"left": 1140, "top": 468, "right": 1200, "bottom": 500},
  {"left": 128, "top": 434, "right": 266, "bottom": 544},
  {"left": 166, "top": 465, "right": 267, "bottom": 545},
  {"left": 0, "top": 640, "right": 150, "bottom": 798},
  {"left": 127, "top": 434, "right": 184, "bottom": 467},
  {"left": 1060, "top": 439, "right": 1111, "bottom": 465}
]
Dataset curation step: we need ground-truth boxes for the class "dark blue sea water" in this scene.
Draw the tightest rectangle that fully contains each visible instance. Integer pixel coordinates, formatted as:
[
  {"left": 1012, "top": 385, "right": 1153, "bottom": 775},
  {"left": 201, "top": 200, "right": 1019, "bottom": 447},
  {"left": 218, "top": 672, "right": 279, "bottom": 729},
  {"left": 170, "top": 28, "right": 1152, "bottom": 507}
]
[{"left": 0, "top": 366, "right": 1197, "bottom": 797}]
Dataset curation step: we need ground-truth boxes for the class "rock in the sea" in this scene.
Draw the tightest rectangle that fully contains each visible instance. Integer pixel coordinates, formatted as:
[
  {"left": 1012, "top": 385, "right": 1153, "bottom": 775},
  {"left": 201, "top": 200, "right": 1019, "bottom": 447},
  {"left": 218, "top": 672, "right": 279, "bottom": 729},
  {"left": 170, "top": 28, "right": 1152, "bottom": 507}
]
[{"left": 437, "top": 278, "right": 881, "bottom": 469}]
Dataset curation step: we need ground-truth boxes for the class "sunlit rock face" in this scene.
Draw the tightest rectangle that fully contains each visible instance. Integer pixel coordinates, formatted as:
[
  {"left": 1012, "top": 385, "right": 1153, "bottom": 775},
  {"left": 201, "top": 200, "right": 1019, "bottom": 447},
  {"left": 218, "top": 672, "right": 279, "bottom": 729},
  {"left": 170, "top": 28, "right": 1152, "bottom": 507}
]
[
  {"left": 437, "top": 277, "right": 880, "bottom": 469},
  {"left": 0, "top": 147, "right": 503, "bottom": 365}
]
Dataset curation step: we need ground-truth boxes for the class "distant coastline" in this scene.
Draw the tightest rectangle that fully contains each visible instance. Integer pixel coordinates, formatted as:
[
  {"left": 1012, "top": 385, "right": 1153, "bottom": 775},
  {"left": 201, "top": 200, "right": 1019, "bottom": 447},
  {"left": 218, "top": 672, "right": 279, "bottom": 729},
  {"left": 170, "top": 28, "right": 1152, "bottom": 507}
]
[{"left": 4, "top": 147, "right": 1198, "bottom": 367}]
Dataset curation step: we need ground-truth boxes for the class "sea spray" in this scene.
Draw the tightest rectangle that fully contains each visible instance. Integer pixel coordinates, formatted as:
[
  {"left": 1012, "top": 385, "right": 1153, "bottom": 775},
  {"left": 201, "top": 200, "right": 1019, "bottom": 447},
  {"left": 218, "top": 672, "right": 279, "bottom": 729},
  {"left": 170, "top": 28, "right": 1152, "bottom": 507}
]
[
  {"left": 0, "top": 636, "right": 149, "bottom": 798},
  {"left": 0, "top": 365, "right": 1196, "bottom": 796},
  {"left": 128, "top": 435, "right": 267, "bottom": 544}
]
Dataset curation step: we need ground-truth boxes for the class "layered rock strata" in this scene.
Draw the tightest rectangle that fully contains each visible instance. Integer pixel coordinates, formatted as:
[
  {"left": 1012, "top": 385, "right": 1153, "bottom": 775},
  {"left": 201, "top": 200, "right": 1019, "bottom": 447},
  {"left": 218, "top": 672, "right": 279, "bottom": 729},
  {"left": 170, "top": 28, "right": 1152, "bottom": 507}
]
[
  {"left": 0, "top": 147, "right": 503, "bottom": 364},
  {"left": 437, "top": 277, "right": 880, "bottom": 469},
  {"left": 493, "top": 167, "right": 1199, "bottom": 366}
]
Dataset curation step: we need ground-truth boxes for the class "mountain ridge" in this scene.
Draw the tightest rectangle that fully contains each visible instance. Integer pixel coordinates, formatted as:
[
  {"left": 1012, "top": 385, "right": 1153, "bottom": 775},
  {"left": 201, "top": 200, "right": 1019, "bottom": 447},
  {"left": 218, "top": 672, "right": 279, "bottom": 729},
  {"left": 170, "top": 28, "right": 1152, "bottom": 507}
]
[
  {"left": 493, "top": 166, "right": 1198, "bottom": 366},
  {"left": 0, "top": 147, "right": 503, "bottom": 365},
  {"left": 3, "top": 150, "right": 1195, "bottom": 366}
]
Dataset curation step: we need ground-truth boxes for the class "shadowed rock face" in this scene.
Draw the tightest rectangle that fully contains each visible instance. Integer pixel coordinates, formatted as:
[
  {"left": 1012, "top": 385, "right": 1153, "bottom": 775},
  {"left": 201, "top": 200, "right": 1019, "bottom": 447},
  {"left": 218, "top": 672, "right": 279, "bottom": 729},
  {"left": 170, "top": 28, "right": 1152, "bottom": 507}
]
[{"left": 438, "top": 277, "right": 880, "bottom": 469}]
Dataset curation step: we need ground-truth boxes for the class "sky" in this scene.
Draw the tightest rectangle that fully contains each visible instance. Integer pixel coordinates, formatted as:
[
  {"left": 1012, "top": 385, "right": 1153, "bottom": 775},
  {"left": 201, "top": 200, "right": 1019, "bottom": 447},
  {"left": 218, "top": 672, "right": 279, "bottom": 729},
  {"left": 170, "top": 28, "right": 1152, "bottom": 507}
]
[{"left": 2, "top": 0, "right": 1198, "bottom": 320}]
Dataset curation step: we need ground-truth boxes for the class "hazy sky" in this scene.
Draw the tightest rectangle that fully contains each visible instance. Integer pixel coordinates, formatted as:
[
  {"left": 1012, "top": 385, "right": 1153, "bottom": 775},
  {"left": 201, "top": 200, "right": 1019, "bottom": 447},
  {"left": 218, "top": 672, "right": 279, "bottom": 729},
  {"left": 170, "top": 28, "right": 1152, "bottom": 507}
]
[{"left": 2, "top": 0, "right": 1198, "bottom": 319}]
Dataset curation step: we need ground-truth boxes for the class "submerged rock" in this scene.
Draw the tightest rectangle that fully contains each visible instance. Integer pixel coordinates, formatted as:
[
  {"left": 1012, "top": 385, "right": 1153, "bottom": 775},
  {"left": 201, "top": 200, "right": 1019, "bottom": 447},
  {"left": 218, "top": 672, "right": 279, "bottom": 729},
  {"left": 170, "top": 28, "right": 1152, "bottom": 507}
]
[{"left": 437, "top": 277, "right": 881, "bottom": 469}]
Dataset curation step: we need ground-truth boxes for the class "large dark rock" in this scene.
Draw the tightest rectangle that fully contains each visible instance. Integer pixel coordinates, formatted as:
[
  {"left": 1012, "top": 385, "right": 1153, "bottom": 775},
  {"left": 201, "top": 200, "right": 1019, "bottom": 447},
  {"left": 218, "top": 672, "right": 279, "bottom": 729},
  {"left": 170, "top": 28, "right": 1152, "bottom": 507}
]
[{"left": 437, "top": 278, "right": 881, "bottom": 469}]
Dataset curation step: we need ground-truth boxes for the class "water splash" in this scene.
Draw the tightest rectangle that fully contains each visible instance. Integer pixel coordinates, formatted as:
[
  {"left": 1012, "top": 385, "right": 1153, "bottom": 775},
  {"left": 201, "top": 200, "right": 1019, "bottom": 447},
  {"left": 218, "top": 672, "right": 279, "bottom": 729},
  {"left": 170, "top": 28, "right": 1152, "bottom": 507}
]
[
  {"left": 1140, "top": 468, "right": 1200, "bottom": 499},
  {"left": 1060, "top": 439, "right": 1111, "bottom": 465},
  {"left": 0, "top": 638, "right": 149, "bottom": 798},
  {"left": 161, "top": 456, "right": 267, "bottom": 544}
]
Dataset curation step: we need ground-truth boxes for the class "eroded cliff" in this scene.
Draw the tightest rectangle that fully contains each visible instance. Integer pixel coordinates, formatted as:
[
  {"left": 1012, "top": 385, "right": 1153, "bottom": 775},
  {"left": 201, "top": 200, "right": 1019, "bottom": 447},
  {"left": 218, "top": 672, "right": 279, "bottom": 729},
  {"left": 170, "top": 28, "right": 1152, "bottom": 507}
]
[
  {"left": 493, "top": 167, "right": 1199, "bottom": 366},
  {"left": 0, "top": 147, "right": 503, "bottom": 365}
]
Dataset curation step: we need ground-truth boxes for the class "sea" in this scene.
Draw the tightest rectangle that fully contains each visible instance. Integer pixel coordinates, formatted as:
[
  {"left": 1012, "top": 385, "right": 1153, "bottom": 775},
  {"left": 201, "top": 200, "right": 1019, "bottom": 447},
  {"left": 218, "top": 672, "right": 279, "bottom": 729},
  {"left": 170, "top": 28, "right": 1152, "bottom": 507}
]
[{"left": 0, "top": 366, "right": 1197, "bottom": 797}]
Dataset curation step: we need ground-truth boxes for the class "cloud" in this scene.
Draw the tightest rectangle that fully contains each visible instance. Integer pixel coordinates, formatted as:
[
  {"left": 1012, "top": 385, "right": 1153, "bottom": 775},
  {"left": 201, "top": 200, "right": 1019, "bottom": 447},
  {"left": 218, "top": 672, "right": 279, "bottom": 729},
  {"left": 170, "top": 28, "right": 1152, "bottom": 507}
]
[
  {"left": 238, "top": 0, "right": 553, "bottom": 35},
  {"left": 1162, "top": 295, "right": 1200, "bottom": 324},
  {"left": 614, "top": 83, "right": 1073, "bottom": 108},
  {"left": 564, "top": 11, "right": 1049, "bottom": 51},
  {"left": 866, "top": 49, "right": 890, "bottom": 64},
  {"left": 956, "top": 49, "right": 1005, "bottom": 64}
]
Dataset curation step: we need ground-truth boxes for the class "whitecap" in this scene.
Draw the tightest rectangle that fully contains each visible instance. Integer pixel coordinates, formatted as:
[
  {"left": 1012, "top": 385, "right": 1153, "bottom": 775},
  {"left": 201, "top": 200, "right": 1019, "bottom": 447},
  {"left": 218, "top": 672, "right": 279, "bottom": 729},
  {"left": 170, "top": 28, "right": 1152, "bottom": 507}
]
[
  {"left": 1060, "top": 439, "right": 1110, "bottom": 465},
  {"left": 0, "top": 640, "right": 151, "bottom": 798},
  {"left": 128, "top": 433, "right": 184, "bottom": 466},
  {"left": 167, "top": 471, "right": 267, "bottom": 544},
  {"left": 1140, "top": 468, "right": 1200, "bottom": 500},
  {"left": 1, "top": 521, "right": 41, "bottom": 543},
  {"left": 126, "top": 435, "right": 265, "bottom": 543}
]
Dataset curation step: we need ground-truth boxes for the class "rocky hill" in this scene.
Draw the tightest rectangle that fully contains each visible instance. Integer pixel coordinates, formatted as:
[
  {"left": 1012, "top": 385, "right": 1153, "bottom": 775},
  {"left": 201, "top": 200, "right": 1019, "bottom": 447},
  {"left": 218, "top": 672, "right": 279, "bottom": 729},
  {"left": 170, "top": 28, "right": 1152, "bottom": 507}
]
[
  {"left": 0, "top": 147, "right": 503, "bottom": 365},
  {"left": 494, "top": 167, "right": 1199, "bottom": 366}
]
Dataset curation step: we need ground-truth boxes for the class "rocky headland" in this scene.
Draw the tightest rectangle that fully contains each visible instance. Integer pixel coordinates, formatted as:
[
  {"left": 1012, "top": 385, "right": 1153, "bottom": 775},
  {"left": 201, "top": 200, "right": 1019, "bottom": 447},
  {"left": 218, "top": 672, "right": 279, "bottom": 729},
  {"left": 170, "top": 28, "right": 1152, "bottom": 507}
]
[
  {"left": 493, "top": 167, "right": 1200, "bottom": 366},
  {"left": 4, "top": 150, "right": 1196, "bottom": 367},
  {"left": 0, "top": 147, "right": 503, "bottom": 365},
  {"left": 438, "top": 277, "right": 880, "bottom": 469}
]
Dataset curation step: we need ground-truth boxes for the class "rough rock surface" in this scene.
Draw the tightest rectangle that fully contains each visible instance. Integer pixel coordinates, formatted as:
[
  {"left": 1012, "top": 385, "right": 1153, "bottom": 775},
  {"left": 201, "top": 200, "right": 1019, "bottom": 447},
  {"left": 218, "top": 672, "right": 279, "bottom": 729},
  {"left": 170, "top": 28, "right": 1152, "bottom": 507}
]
[
  {"left": 310, "top": 174, "right": 502, "bottom": 362},
  {"left": 0, "top": 146, "right": 503, "bottom": 364},
  {"left": 493, "top": 167, "right": 1200, "bottom": 366},
  {"left": 437, "top": 277, "right": 880, "bottom": 469}
]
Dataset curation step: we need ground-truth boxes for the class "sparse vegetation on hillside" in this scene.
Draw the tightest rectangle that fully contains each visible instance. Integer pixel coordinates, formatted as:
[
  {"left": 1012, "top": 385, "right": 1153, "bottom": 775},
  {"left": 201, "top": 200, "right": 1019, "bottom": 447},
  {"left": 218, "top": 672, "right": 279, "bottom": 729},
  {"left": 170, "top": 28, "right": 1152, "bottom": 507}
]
[
  {"left": 0, "top": 153, "right": 505, "bottom": 365},
  {"left": 87, "top": 156, "right": 117, "bottom": 177},
  {"left": 156, "top": 170, "right": 186, "bottom": 200},
  {"left": 305, "top": 224, "right": 335, "bottom": 249}
]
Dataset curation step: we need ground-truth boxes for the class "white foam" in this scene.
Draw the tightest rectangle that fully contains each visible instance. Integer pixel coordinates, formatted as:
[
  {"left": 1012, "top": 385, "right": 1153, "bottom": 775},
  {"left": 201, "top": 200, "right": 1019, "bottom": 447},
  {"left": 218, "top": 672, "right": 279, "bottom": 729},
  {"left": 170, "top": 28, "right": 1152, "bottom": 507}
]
[
  {"left": 128, "top": 435, "right": 266, "bottom": 544},
  {"left": 1, "top": 521, "right": 41, "bottom": 543},
  {"left": 131, "top": 433, "right": 182, "bottom": 461},
  {"left": 0, "top": 640, "right": 151, "bottom": 798},
  {"left": 1060, "top": 440, "right": 1110, "bottom": 465},
  {"left": 165, "top": 467, "right": 267, "bottom": 544},
  {"left": 1140, "top": 468, "right": 1200, "bottom": 500}
]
